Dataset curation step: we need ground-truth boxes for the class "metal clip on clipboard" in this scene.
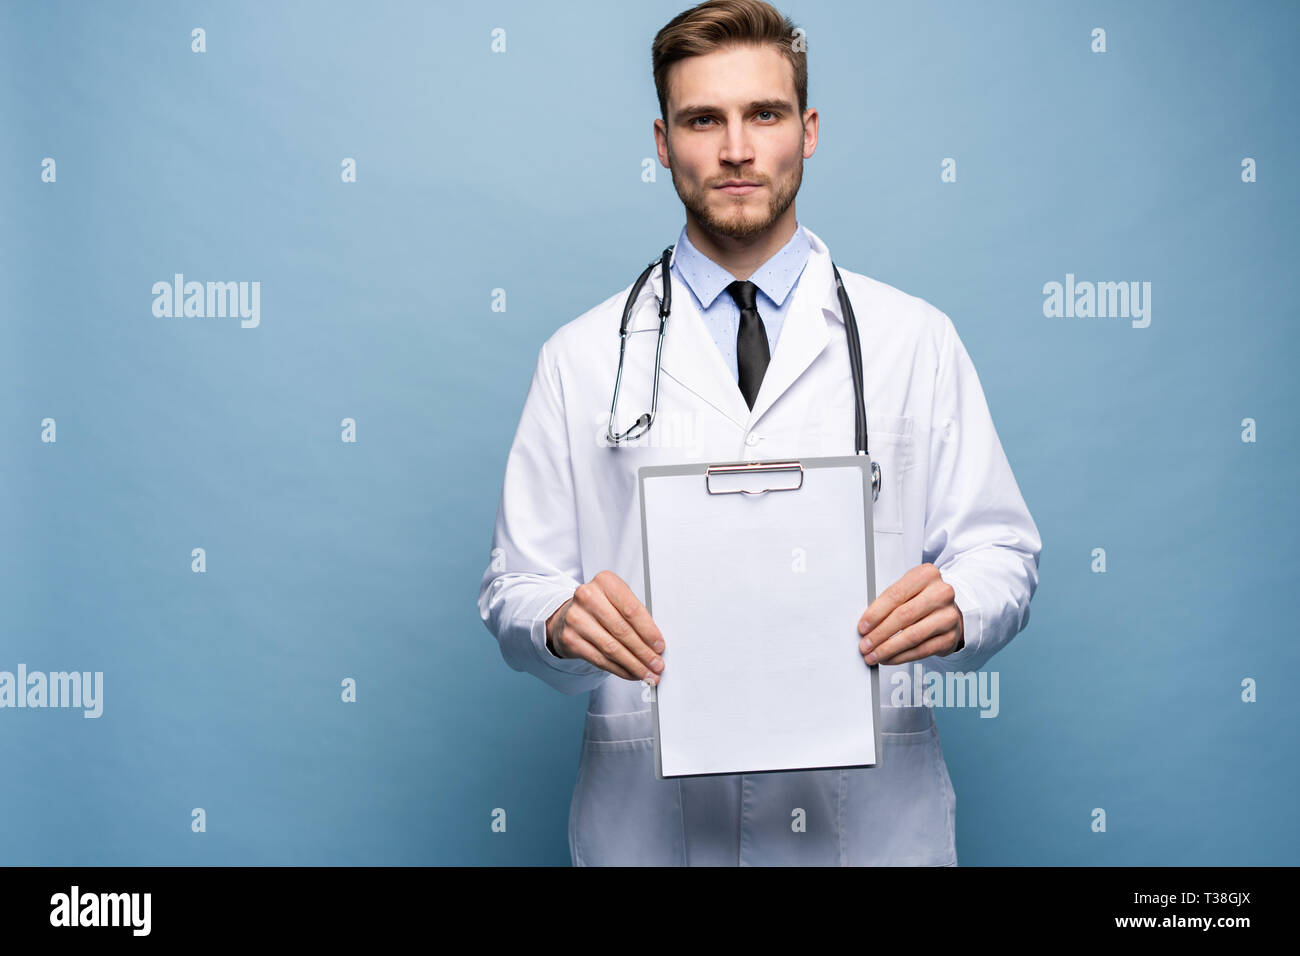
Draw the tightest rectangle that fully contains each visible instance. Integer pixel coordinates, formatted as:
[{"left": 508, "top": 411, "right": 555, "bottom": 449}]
[
  {"left": 705, "top": 460, "right": 803, "bottom": 495},
  {"left": 704, "top": 459, "right": 881, "bottom": 501}
]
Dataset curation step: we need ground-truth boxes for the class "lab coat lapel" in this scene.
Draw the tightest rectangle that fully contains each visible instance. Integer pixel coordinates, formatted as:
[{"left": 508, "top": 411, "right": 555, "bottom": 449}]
[
  {"left": 745, "top": 241, "right": 839, "bottom": 426},
  {"left": 644, "top": 254, "right": 752, "bottom": 429}
]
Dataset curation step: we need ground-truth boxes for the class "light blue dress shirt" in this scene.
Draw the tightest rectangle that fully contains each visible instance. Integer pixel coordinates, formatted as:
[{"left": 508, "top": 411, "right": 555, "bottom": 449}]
[{"left": 670, "top": 221, "right": 813, "bottom": 384}]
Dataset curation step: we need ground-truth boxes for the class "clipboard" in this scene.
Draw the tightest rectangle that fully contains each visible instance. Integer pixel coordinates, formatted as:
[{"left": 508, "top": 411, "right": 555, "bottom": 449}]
[{"left": 638, "top": 454, "right": 883, "bottom": 779}]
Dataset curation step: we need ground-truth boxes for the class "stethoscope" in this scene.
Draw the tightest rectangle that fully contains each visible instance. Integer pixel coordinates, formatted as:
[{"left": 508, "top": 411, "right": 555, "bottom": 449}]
[{"left": 606, "top": 246, "right": 881, "bottom": 502}]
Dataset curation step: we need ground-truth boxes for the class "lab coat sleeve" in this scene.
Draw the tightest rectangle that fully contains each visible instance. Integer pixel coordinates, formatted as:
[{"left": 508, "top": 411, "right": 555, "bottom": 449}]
[
  {"left": 921, "top": 312, "right": 1042, "bottom": 673},
  {"left": 477, "top": 337, "right": 609, "bottom": 695}
]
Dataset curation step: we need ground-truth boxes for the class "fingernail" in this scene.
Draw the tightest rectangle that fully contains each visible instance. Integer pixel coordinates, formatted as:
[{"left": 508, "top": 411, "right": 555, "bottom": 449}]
[
  {"left": 654, "top": 641, "right": 665, "bottom": 653},
  {"left": 644, "top": 672, "right": 658, "bottom": 685},
  {"left": 651, "top": 657, "right": 664, "bottom": 672},
  {"left": 859, "top": 639, "right": 872, "bottom": 654},
  {"left": 865, "top": 651, "right": 877, "bottom": 664},
  {"left": 859, "top": 621, "right": 872, "bottom": 636}
]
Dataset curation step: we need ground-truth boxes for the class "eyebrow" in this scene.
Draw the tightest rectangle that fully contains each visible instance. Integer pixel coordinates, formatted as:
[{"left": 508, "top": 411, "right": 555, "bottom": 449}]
[{"left": 674, "top": 98, "right": 795, "bottom": 123}]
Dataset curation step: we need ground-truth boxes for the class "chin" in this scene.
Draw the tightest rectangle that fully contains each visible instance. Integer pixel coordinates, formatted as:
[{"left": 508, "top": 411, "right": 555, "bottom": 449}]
[{"left": 709, "top": 209, "right": 773, "bottom": 239}]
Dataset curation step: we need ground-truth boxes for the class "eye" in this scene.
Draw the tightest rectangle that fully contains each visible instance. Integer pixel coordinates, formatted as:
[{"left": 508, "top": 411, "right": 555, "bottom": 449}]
[
  {"left": 757, "top": 110, "right": 776, "bottom": 121},
  {"left": 691, "top": 116, "right": 715, "bottom": 128}
]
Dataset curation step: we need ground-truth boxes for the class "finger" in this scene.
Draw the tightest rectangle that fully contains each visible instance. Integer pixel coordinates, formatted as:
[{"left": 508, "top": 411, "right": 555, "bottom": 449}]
[
  {"left": 865, "top": 605, "right": 962, "bottom": 665},
  {"left": 565, "top": 600, "right": 659, "bottom": 683},
  {"left": 882, "top": 628, "right": 960, "bottom": 666},
  {"left": 553, "top": 620, "right": 640, "bottom": 680},
  {"left": 593, "top": 571, "right": 665, "bottom": 653},
  {"left": 860, "top": 570, "right": 953, "bottom": 653},
  {"left": 860, "top": 596, "right": 930, "bottom": 660},
  {"left": 582, "top": 583, "right": 665, "bottom": 678},
  {"left": 858, "top": 564, "right": 933, "bottom": 635}
]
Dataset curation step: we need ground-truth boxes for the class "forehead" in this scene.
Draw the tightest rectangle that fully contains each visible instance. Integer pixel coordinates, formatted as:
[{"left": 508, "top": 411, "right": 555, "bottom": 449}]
[{"left": 667, "top": 43, "right": 795, "bottom": 113}]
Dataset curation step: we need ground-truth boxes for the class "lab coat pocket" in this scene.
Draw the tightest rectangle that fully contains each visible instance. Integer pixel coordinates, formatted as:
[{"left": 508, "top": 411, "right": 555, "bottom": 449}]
[
  {"left": 867, "top": 420, "right": 914, "bottom": 535},
  {"left": 868, "top": 425, "right": 917, "bottom": 596},
  {"left": 569, "top": 709, "right": 686, "bottom": 866},
  {"left": 840, "top": 704, "right": 956, "bottom": 866}
]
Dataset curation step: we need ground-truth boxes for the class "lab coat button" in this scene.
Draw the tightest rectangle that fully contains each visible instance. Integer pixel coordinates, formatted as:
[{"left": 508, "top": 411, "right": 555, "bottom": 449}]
[{"left": 745, "top": 432, "right": 760, "bottom": 446}]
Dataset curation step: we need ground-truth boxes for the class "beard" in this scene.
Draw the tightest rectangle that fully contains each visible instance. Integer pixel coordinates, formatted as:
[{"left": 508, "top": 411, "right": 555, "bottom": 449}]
[{"left": 669, "top": 146, "right": 803, "bottom": 241}]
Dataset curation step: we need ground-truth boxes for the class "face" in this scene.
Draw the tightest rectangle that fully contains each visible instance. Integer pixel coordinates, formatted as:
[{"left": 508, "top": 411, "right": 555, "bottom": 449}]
[{"left": 654, "top": 43, "right": 817, "bottom": 242}]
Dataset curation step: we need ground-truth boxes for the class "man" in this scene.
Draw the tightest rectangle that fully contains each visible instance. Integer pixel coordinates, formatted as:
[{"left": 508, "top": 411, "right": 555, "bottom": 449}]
[{"left": 478, "top": 0, "right": 1041, "bottom": 866}]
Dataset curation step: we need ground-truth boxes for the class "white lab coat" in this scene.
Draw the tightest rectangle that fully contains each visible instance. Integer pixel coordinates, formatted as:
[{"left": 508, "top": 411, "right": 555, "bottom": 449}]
[{"left": 478, "top": 225, "right": 1041, "bottom": 866}]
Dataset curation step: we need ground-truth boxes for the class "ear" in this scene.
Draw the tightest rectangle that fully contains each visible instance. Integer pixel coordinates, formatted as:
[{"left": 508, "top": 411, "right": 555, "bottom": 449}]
[
  {"left": 653, "top": 118, "right": 671, "bottom": 168},
  {"left": 801, "top": 107, "right": 819, "bottom": 159}
]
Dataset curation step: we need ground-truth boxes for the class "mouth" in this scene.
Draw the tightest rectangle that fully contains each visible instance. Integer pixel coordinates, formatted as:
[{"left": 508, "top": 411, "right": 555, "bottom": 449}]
[{"left": 715, "top": 181, "right": 761, "bottom": 195}]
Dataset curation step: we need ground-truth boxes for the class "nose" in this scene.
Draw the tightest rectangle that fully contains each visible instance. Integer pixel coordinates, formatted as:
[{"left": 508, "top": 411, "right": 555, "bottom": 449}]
[{"left": 719, "top": 117, "right": 755, "bottom": 167}]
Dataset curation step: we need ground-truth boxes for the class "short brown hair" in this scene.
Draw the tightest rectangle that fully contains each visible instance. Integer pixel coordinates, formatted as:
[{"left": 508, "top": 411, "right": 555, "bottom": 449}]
[{"left": 652, "top": 0, "right": 806, "bottom": 123}]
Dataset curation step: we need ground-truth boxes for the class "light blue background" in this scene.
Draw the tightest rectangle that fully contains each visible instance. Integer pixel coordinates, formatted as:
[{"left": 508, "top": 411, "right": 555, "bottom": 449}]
[{"left": 2, "top": 0, "right": 1297, "bottom": 865}]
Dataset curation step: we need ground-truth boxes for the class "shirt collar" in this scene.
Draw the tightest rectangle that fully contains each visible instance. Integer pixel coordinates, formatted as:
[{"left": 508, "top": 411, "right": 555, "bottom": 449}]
[{"left": 673, "top": 221, "right": 813, "bottom": 310}]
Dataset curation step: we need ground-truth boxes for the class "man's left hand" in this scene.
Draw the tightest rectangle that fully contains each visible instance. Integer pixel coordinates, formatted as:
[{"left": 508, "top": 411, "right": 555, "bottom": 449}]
[{"left": 857, "top": 563, "right": 963, "bottom": 665}]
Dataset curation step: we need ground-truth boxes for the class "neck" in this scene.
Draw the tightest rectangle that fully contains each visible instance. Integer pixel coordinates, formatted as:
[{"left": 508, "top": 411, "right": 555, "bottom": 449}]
[{"left": 684, "top": 207, "right": 799, "bottom": 281}]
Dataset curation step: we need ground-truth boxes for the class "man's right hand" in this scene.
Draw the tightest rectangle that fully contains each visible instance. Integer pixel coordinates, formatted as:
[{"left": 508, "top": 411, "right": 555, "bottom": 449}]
[{"left": 545, "top": 570, "right": 666, "bottom": 684}]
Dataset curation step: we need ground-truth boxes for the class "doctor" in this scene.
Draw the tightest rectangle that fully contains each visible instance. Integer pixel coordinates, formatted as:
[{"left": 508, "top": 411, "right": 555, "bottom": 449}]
[{"left": 478, "top": 0, "right": 1041, "bottom": 866}]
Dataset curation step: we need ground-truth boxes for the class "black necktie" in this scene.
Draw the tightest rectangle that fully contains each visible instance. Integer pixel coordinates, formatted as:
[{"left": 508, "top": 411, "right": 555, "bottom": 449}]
[{"left": 726, "top": 279, "right": 769, "bottom": 410}]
